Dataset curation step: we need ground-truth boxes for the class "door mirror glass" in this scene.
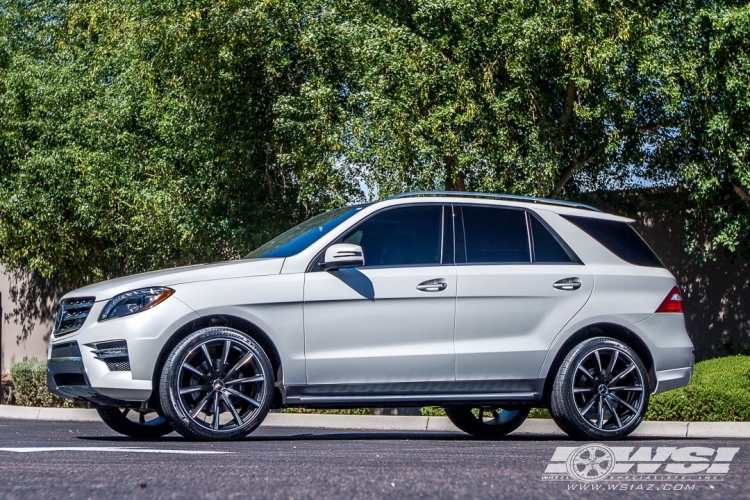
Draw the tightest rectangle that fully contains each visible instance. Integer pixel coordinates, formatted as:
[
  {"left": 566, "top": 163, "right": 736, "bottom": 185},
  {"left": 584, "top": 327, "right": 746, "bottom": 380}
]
[{"left": 322, "top": 243, "right": 365, "bottom": 271}]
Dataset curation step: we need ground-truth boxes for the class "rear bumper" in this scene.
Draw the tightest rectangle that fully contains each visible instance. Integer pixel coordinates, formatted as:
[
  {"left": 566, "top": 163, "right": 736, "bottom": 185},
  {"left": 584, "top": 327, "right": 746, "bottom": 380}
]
[{"left": 628, "top": 313, "right": 694, "bottom": 394}]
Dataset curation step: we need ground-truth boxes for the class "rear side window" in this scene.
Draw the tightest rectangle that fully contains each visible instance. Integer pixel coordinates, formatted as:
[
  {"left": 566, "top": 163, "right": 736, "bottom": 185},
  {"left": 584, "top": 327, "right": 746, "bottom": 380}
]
[
  {"left": 562, "top": 215, "right": 664, "bottom": 268},
  {"left": 529, "top": 215, "right": 575, "bottom": 263},
  {"left": 460, "top": 206, "right": 530, "bottom": 263}
]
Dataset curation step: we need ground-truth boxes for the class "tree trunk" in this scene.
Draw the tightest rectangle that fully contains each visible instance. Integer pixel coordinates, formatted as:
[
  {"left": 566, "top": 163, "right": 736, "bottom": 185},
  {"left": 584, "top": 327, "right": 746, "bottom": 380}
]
[{"left": 444, "top": 156, "right": 465, "bottom": 191}]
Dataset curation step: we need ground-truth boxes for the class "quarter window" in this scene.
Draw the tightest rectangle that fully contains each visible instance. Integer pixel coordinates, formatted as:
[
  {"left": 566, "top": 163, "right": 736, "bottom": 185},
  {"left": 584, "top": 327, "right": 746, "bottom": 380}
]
[
  {"left": 460, "top": 206, "right": 531, "bottom": 263},
  {"left": 341, "top": 206, "right": 443, "bottom": 267},
  {"left": 529, "top": 215, "right": 575, "bottom": 263}
]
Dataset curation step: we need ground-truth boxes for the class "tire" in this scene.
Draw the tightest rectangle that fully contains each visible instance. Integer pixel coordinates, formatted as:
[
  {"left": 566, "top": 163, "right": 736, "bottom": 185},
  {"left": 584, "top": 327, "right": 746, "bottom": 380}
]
[
  {"left": 549, "top": 337, "right": 650, "bottom": 440},
  {"left": 445, "top": 406, "right": 530, "bottom": 439},
  {"left": 96, "top": 406, "right": 173, "bottom": 438},
  {"left": 159, "top": 327, "right": 275, "bottom": 441}
]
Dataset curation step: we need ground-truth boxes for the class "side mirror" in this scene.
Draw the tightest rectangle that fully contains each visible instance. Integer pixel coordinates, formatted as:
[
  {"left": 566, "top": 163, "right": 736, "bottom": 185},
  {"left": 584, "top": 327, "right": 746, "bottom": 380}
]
[{"left": 322, "top": 243, "right": 365, "bottom": 271}]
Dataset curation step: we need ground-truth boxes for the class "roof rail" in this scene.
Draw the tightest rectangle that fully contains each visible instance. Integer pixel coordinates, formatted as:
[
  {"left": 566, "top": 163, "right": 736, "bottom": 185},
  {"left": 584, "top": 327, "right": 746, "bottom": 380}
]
[{"left": 386, "top": 191, "right": 602, "bottom": 212}]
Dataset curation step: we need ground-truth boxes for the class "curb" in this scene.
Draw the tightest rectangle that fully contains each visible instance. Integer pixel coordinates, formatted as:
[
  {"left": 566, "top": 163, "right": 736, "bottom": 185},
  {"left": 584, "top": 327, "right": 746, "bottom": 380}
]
[{"left": 2, "top": 405, "right": 750, "bottom": 438}]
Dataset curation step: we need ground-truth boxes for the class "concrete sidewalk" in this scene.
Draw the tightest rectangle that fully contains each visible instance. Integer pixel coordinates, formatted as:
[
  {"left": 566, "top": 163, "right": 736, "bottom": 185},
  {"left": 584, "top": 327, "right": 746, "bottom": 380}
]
[{"left": 1, "top": 404, "right": 749, "bottom": 438}]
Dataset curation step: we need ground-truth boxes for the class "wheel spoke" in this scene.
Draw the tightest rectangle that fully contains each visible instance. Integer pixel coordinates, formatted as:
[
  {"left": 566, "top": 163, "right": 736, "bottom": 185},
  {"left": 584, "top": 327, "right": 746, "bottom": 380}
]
[
  {"left": 212, "top": 393, "right": 220, "bottom": 430},
  {"left": 179, "top": 385, "right": 209, "bottom": 395},
  {"left": 579, "top": 395, "right": 598, "bottom": 416},
  {"left": 200, "top": 344, "right": 216, "bottom": 378},
  {"left": 190, "top": 392, "right": 213, "bottom": 418},
  {"left": 225, "top": 375, "right": 264, "bottom": 386},
  {"left": 610, "top": 363, "right": 636, "bottom": 383},
  {"left": 573, "top": 387, "right": 593, "bottom": 394},
  {"left": 608, "top": 386, "right": 643, "bottom": 392},
  {"left": 224, "top": 353, "right": 254, "bottom": 380},
  {"left": 604, "top": 396, "right": 623, "bottom": 428},
  {"left": 221, "top": 392, "right": 244, "bottom": 427},
  {"left": 122, "top": 408, "right": 130, "bottom": 418},
  {"left": 218, "top": 340, "right": 232, "bottom": 378},
  {"left": 576, "top": 365, "right": 594, "bottom": 381},
  {"left": 606, "top": 350, "right": 619, "bottom": 382},
  {"left": 609, "top": 393, "right": 638, "bottom": 415},
  {"left": 224, "top": 388, "right": 260, "bottom": 408},
  {"left": 139, "top": 412, "right": 146, "bottom": 424},
  {"left": 182, "top": 363, "right": 208, "bottom": 380},
  {"left": 593, "top": 350, "right": 603, "bottom": 376},
  {"left": 596, "top": 395, "right": 604, "bottom": 428}
]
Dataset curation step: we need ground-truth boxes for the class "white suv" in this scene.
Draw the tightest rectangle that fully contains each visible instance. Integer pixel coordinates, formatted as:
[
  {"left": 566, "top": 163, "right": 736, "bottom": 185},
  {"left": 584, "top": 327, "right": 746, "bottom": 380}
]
[{"left": 47, "top": 192, "right": 693, "bottom": 440}]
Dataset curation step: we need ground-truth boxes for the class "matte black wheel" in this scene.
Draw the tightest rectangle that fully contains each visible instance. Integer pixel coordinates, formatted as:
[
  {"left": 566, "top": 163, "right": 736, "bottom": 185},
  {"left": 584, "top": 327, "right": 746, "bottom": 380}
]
[
  {"left": 96, "top": 406, "right": 173, "bottom": 438},
  {"left": 159, "top": 327, "right": 274, "bottom": 441},
  {"left": 445, "top": 406, "right": 530, "bottom": 439},
  {"left": 550, "top": 337, "right": 650, "bottom": 440}
]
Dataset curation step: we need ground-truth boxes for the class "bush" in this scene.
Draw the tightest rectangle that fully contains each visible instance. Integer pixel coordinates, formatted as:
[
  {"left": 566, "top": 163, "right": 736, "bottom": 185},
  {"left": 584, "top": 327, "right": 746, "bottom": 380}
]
[
  {"left": 281, "top": 408, "right": 374, "bottom": 415},
  {"left": 9, "top": 360, "right": 80, "bottom": 408},
  {"left": 420, "top": 407, "right": 550, "bottom": 418},
  {"left": 646, "top": 355, "right": 750, "bottom": 422}
]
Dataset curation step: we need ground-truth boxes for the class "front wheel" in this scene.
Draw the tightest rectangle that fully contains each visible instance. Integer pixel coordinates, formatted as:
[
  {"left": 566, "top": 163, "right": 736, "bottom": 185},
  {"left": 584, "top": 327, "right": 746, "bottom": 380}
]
[
  {"left": 445, "top": 406, "right": 530, "bottom": 439},
  {"left": 549, "top": 337, "right": 650, "bottom": 440},
  {"left": 96, "top": 407, "right": 173, "bottom": 438},
  {"left": 159, "top": 327, "right": 275, "bottom": 441}
]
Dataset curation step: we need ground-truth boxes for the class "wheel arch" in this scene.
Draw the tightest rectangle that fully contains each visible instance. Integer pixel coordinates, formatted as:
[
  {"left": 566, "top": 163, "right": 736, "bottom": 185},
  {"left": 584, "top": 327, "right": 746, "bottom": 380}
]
[
  {"left": 541, "top": 322, "right": 656, "bottom": 405},
  {"left": 149, "top": 314, "right": 284, "bottom": 408}
]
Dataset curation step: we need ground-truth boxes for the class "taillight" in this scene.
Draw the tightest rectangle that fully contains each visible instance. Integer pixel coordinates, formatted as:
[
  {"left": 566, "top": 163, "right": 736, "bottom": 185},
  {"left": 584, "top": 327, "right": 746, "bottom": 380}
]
[{"left": 656, "top": 286, "right": 683, "bottom": 313}]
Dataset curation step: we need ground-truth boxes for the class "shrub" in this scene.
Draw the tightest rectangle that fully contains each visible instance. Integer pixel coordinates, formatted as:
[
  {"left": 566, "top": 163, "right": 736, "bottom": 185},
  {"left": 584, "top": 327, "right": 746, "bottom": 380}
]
[
  {"left": 281, "top": 407, "right": 374, "bottom": 415},
  {"left": 9, "top": 360, "right": 79, "bottom": 408},
  {"left": 646, "top": 355, "right": 750, "bottom": 421}
]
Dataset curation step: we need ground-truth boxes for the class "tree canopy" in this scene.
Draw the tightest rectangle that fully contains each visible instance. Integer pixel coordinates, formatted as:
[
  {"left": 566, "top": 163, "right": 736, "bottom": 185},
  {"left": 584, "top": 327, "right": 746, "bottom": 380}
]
[{"left": 0, "top": 0, "right": 748, "bottom": 287}]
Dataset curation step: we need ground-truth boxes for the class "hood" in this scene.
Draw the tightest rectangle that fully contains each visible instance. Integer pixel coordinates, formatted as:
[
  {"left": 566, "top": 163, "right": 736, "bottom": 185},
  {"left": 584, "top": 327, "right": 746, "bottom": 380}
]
[{"left": 63, "top": 258, "right": 285, "bottom": 301}]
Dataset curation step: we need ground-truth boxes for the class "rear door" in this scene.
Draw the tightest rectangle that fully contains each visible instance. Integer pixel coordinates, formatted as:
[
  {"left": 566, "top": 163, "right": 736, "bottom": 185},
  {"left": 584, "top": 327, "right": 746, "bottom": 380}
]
[{"left": 454, "top": 205, "right": 594, "bottom": 382}]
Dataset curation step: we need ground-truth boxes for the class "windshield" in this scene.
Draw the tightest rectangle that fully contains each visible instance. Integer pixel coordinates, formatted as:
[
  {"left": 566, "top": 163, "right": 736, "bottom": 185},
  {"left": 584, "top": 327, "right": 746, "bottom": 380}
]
[{"left": 245, "top": 205, "right": 367, "bottom": 259}]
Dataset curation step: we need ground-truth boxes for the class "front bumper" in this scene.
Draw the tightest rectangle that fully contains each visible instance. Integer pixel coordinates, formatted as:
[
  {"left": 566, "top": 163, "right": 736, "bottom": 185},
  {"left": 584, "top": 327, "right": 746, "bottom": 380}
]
[
  {"left": 47, "top": 295, "right": 200, "bottom": 404},
  {"left": 46, "top": 341, "right": 135, "bottom": 406}
]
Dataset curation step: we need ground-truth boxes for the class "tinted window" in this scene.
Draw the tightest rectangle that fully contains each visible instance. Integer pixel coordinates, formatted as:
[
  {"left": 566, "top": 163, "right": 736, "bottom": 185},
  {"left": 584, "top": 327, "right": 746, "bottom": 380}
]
[
  {"left": 341, "top": 206, "right": 443, "bottom": 267},
  {"left": 460, "top": 206, "right": 530, "bottom": 263},
  {"left": 562, "top": 215, "right": 664, "bottom": 267},
  {"left": 245, "top": 206, "right": 365, "bottom": 259},
  {"left": 530, "top": 215, "right": 575, "bottom": 263}
]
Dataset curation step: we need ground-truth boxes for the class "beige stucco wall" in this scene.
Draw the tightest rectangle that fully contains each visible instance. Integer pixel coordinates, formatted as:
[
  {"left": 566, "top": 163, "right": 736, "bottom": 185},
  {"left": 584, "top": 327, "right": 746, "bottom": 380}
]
[{"left": 1, "top": 267, "right": 54, "bottom": 373}]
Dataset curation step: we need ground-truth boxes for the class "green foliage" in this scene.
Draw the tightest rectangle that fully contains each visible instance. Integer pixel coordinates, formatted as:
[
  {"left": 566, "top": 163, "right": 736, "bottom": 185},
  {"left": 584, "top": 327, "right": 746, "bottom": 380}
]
[
  {"left": 647, "top": 355, "right": 750, "bottom": 421},
  {"left": 419, "top": 407, "right": 549, "bottom": 418},
  {"left": 0, "top": 0, "right": 749, "bottom": 288},
  {"left": 9, "top": 360, "right": 80, "bottom": 407},
  {"left": 281, "top": 407, "right": 374, "bottom": 416}
]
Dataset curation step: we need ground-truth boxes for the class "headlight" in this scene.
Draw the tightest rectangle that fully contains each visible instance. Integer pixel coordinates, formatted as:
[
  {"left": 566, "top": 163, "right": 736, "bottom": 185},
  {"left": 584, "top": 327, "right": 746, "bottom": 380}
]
[{"left": 99, "top": 287, "right": 175, "bottom": 321}]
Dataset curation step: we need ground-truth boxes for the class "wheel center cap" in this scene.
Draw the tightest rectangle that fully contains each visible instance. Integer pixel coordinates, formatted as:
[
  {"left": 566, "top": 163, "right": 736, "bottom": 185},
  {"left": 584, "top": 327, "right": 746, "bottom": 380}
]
[
  {"left": 212, "top": 380, "right": 225, "bottom": 392},
  {"left": 597, "top": 384, "right": 609, "bottom": 396}
]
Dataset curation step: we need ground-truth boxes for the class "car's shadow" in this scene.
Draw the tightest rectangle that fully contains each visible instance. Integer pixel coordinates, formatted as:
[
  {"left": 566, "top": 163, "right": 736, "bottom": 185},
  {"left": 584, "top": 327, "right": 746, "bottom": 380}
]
[{"left": 75, "top": 432, "right": 697, "bottom": 444}]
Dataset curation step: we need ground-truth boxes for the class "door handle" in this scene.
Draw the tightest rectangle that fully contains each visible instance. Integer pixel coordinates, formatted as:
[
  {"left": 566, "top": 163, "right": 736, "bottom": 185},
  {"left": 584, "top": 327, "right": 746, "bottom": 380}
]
[
  {"left": 553, "top": 278, "right": 582, "bottom": 291},
  {"left": 417, "top": 279, "right": 448, "bottom": 292}
]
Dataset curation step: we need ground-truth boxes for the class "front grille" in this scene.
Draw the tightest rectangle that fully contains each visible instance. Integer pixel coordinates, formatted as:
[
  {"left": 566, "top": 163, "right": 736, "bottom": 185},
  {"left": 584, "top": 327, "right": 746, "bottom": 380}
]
[
  {"left": 85, "top": 340, "right": 131, "bottom": 372},
  {"left": 53, "top": 297, "right": 96, "bottom": 338},
  {"left": 50, "top": 342, "right": 81, "bottom": 359}
]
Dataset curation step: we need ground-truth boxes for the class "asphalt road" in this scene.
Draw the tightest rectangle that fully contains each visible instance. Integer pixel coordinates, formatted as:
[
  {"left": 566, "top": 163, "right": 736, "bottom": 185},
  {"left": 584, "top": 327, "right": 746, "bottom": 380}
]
[{"left": 0, "top": 419, "right": 749, "bottom": 499}]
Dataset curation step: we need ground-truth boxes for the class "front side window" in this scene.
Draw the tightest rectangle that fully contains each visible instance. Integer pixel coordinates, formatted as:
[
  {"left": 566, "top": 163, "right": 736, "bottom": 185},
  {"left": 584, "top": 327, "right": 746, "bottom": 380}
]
[
  {"left": 459, "top": 206, "right": 531, "bottom": 263},
  {"left": 340, "top": 205, "right": 443, "bottom": 267}
]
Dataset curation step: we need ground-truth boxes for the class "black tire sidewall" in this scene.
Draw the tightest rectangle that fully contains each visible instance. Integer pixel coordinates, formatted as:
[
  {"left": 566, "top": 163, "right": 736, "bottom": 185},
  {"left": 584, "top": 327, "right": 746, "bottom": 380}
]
[
  {"left": 550, "top": 337, "right": 650, "bottom": 440},
  {"left": 158, "top": 327, "right": 275, "bottom": 441},
  {"left": 445, "top": 406, "right": 530, "bottom": 439},
  {"left": 96, "top": 406, "right": 173, "bottom": 438}
]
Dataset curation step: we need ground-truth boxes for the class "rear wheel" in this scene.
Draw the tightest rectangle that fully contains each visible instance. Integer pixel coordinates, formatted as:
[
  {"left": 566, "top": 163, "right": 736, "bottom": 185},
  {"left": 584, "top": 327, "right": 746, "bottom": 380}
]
[
  {"left": 550, "top": 337, "right": 650, "bottom": 440},
  {"left": 159, "top": 327, "right": 274, "bottom": 441},
  {"left": 96, "top": 406, "right": 173, "bottom": 438},
  {"left": 445, "top": 406, "right": 530, "bottom": 439}
]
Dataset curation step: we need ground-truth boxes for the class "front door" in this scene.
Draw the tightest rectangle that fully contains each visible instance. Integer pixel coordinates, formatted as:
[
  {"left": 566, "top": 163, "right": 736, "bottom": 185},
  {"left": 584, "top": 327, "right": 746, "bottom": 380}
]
[{"left": 304, "top": 204, "right": 456, "bottom": 386}]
